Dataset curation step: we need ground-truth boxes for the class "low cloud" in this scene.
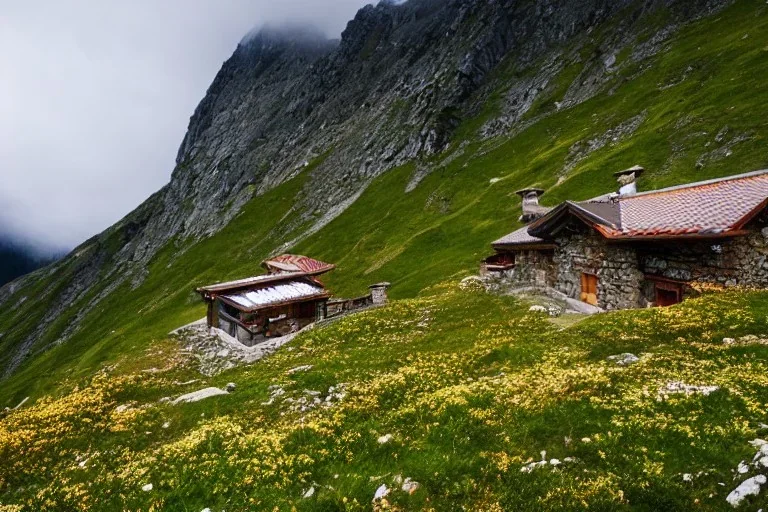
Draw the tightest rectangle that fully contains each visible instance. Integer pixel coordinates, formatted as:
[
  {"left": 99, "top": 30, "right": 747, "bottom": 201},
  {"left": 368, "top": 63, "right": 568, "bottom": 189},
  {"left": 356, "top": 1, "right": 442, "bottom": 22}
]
[{"left": 0, "top": 0, "right": 370, "bottom": 253}]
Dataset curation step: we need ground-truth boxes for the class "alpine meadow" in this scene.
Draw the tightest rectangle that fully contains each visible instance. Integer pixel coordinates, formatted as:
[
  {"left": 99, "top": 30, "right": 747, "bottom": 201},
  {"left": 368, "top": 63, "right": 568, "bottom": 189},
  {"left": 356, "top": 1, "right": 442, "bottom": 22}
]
[{"left": 2, "top": 0, "right": 768, "bottom": 510}]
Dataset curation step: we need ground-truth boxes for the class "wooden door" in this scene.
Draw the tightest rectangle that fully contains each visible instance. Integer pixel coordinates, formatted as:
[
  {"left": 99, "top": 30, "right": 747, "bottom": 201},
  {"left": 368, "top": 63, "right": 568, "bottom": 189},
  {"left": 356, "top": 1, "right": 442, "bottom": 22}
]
[
  {"left": 655, "top": 282, "right": 682, "bottom": 307},
  {"left": 580, "top": 273, "right": 598, "bottom": 306}
]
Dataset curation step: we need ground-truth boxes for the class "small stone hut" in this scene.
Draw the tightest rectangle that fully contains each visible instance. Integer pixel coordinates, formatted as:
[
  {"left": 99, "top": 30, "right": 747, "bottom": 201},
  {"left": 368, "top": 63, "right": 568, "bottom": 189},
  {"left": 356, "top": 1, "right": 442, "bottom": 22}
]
[
  {"left": 197, "top": 255, "right": 335, "bottom": 346},
  {"left": 483, "top": 167, "right": 768, "bottom": 310}
]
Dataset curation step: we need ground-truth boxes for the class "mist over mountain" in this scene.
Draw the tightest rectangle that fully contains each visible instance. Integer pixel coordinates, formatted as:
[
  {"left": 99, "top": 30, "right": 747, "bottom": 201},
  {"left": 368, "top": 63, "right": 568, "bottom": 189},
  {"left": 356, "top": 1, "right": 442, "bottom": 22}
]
[{"left": 0, "top": 236, "right": 59, "bottom": 287}]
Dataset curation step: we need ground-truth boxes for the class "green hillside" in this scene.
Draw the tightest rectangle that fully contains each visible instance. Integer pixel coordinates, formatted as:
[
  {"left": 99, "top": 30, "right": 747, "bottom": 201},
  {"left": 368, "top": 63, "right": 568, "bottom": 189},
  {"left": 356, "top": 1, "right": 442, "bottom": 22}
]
[
  {"left": 3, "top": 283, "right": 768, "bottom": 510},
  {"left": 2, "top": 1, "right": 768, "bottom": 510}
]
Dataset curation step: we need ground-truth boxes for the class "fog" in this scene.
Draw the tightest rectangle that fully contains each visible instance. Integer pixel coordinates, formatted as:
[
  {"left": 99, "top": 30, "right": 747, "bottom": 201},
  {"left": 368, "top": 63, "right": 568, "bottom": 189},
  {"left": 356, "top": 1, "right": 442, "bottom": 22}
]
[{"left": 0, "top": 0, "right": 370, "bottom": 254}]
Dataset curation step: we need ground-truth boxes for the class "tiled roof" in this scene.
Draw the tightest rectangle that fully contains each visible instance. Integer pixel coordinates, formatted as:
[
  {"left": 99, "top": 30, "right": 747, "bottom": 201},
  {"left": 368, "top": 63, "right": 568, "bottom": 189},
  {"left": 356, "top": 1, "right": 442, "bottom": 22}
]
[
  {"left": 492, "top": 226, "right": 551, "bottom": 247},
  {"left": 572, "top": 200, "right": 621, "bottom": 228},
  {"left": 498, "top": 169, "right": 768, "bottom": 245},
  {"left": 262, "top": 254, "right": 335, "bottom": 274},
  {"left": 613, "top": 170, "right": 768, "bottom": 237}
]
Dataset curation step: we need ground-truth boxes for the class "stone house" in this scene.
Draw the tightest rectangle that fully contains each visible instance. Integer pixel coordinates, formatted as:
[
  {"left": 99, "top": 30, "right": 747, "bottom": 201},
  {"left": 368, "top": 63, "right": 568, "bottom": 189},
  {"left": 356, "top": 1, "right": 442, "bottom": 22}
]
[{"left": 483, "top": 167, "right": 768, "bottom": 310}]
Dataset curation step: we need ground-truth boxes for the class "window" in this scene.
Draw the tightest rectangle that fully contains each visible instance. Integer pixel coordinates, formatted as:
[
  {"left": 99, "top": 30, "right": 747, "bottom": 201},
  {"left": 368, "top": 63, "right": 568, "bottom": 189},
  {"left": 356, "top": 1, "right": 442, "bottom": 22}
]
[{"left": 580, "top": 273, "right": 598, "bottom": 306}]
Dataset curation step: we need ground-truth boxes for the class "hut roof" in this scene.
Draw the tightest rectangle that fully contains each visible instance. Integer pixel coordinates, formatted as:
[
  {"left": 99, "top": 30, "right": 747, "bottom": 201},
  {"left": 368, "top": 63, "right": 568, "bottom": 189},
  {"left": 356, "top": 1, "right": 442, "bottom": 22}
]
[
  {"left": 497, "top": 169, "right": 768, "bottom": 245},
  {"left": 219, "top": 279, "right": 330, "bottom": 313}
]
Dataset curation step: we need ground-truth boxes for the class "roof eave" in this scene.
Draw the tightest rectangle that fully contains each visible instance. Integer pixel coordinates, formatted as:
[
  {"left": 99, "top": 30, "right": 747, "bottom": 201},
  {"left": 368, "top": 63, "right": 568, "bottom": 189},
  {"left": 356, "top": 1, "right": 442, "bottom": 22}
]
[
  {"left": 196, "top": 268, "right": 334, "bottom": 296},
  {"left": 528, "top": 201, "right": 617, "bottom": 239}
]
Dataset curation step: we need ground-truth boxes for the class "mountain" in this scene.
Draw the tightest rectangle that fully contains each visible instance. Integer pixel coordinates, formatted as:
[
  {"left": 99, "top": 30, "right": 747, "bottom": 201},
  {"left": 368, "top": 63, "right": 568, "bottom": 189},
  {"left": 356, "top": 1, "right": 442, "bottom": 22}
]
[
  {"left": 0, "top": 238, "right": 57, "bottom": 287},
  {"left": 4, "top": 0, "right": 768, "bottom": 508}
]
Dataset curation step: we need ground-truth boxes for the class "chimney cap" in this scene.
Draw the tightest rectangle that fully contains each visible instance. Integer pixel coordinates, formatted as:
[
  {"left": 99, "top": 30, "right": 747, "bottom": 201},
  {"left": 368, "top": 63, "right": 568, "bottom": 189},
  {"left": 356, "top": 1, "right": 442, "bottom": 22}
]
[
  {"left": 515, "top": 187, "right": 545, "bottom": 198},
  {"left": 613, "top": 165, "right": 645, "bottom": 178}
]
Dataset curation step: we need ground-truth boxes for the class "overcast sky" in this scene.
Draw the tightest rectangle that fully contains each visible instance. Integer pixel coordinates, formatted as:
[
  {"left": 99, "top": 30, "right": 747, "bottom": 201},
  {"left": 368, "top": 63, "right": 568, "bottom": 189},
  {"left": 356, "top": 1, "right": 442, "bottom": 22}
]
[{"left": 0, "top": 0, "right": 369, "bottom": 253}]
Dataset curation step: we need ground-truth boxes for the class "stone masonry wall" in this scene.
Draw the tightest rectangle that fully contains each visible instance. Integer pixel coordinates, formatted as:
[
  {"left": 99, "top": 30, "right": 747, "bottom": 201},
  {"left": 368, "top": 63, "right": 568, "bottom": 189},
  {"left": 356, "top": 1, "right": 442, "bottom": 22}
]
[
  {"left": 638, "top": 221, "right": 768, "bottom": 296},
  {"left": 485, "top": 249, "right": 556, "bottom": 290},
  {"left": 554, "top": 226, "right": 644, "bottom": 310}
]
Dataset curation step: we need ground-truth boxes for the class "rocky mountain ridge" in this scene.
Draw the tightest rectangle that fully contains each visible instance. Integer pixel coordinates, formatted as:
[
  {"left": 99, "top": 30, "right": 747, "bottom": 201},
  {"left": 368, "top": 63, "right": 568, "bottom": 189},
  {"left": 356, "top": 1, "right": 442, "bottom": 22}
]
[{"left": 0, "top": 0, "right": 735, "bottom": 378}]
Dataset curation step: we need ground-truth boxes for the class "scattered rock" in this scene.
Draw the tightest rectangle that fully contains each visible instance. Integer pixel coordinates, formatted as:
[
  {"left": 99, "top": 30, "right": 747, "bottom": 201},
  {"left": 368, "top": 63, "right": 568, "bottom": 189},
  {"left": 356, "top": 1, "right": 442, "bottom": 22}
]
[
  {"left": 288, "top": 365, "right": 313, "bottom": 375},
  {"left": 262, "top": 385, "right": 286, "bottom": 405},
  {"left": 401, "top": 478, "right": 420, "bottom": 494},
  {"left": 529, "top": 305, "right": 547, "bottom": 313},
  {"left": 726, "top": 475, "right": 767, "bottom": 507},
  {"left": 657, "top": 381, "right": 720, "bottom": 400},
  {"left": 723, "top": 337, "right": 735, "bottom": 345},
  {"left": 302, "top": 486, "right": 315, "bottom": 499},
  {"left": 607, "top": 353, "right": 640, "bottom": 366},
  {"left": 173, "top": 320, "right": 299, "bottom": 376},
  {"left": 114, "top": 404, "right": 131, "bottom": 414},
  {"left": 378, "top": 434, "right": 393, "bottom": 444},
  {"left": 174, "top": 379, "right": 200, "bottom": 386},
  {"left": 171, "top": 387, "right": 229, "bottom": 405},
  {"left": 738, "top": 461, "right": 750, "bottom": 474},
  {"left": 520, "top": 460, "right": 547, "bottom": 473},
  {"left": 373, "top": 484, "right": 389, "bottom": 501},
  {"left": 489, "top": 177, "right": 501, "bottom": 184},
  {"left": 459, "top": 275, "right": 487, "bottom": 291},
  {"left": 141, "top": 483, "right": 153, "bottom": 492},
  {"left": 520, "top": 455, "right": 577, "bottom": 473},
  {"left": 683, "top": 473, "right": 693, "bottom": 482},
  {"left": 225, "top": 382, "right": 236, "bottom": 392},
  {"left": 162, "top": 422, "right": 170, "bottom": 429}
]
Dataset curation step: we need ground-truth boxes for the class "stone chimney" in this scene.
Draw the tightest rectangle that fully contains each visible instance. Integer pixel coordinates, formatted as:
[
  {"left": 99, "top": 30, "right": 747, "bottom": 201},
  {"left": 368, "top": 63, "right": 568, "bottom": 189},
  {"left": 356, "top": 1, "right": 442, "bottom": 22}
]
[
  {"left": 369, "top": 282, "right": 391, "bottom": 305},
  {"left": 613, "top": 165, "right": 645, "bottom": 196},
  {"left": 515, "top": 188, "right": 546, "bottom": 223}
]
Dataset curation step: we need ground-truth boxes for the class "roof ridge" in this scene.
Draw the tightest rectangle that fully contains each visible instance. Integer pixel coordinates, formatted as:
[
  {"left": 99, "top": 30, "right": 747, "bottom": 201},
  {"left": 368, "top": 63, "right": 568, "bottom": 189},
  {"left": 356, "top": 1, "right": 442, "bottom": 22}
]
[{"left": 623, "top": 169, "right": 768, "bottom": 199}]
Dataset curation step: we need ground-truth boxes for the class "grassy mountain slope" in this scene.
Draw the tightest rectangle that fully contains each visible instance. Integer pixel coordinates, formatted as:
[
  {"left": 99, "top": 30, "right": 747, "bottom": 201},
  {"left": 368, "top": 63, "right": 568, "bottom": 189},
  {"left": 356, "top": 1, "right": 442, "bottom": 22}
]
[
  {"left": 2, "top": 0, "right": 767, "bottom": 402},
  {"left": 3, "top": 283, "right": 768, "bottom": 510},
  {"left": 2, "top": 2, "right": 768, "bottom": 509}
]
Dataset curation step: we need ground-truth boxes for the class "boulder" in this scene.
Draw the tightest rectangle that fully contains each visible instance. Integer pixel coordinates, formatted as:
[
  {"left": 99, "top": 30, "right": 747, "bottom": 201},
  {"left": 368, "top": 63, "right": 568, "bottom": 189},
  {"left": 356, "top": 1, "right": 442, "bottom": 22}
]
[
  {"left": 726, "top": 475, "right": 767, "bottom": 507},
  {"left": 607, "top": 353, "right": 640, "bottom": 366},
  {"left": 172, "top": 387, "right": 229, "bottom": 405}
]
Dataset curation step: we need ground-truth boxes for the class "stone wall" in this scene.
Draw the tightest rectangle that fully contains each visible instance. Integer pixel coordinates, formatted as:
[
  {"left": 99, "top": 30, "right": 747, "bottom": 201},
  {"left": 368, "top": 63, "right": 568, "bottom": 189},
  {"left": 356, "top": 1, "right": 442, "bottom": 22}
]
[
  {"left": 484, "top": 249, "right": 556, "bottom": 290},
  {"left": 554, "top": 225, "right": 644, "bottom": 310},
  {"left": 638, "top": 222, "right": 768, "bottom": 295}
]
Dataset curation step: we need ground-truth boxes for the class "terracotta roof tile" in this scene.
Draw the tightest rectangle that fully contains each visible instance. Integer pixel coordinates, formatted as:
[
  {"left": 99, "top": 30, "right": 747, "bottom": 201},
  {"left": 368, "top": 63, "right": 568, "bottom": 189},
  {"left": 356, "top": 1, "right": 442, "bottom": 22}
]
[
  {"left": 614, "top": 171, "right": 768, "bottom": 236},
  {"left": 494, "top": 169, "right": 768, "bottom": 245},
  {"left": 262, "top": 254, "right": 335, "bottom": 274}
]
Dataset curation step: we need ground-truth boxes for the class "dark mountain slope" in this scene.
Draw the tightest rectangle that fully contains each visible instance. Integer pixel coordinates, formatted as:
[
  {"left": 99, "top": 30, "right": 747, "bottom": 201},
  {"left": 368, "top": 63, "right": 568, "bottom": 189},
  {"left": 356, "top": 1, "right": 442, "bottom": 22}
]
[{"left": 0, "top": 238, "right": 57, "bottom": 287}]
